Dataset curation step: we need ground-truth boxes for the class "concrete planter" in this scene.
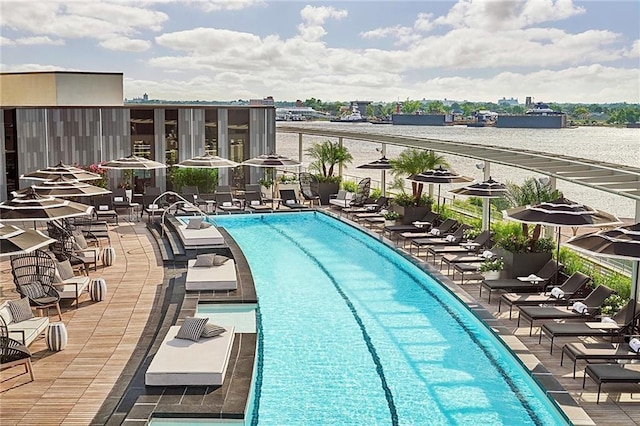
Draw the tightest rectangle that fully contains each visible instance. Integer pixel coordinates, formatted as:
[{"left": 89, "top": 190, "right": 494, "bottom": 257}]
[
  {"left": 312, "top": 182, "right": 340, "bottom": 205},
  {"left": 495, "top": 248, "right": 552, "bottom": 279}
]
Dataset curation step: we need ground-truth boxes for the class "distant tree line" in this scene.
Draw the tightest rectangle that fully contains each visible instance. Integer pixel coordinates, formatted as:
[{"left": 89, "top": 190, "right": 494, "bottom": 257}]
[{"left": 294, "top": 98, "right": 640, "bottom": 124}]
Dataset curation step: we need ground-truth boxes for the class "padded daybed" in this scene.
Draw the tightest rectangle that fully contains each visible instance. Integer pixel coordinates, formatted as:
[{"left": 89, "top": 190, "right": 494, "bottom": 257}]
[
  {"left": 145, "top": 325, "right": 235, "bottom": 386},
  {"left": 177, "top": 219, "right": 225, "bottom": 246},
  {"left": 185, "top": 258, "right": 238, "bottom": 291}
]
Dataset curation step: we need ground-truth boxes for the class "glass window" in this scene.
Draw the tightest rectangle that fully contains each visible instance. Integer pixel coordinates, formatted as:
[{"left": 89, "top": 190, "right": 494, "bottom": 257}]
[
  {"left": 228, "top": 109, "right": 249, "bottom": 188},
  {"left": 130, "top": 108, "right": 154, "bottom": 190},
  {"left": 205, "top": 109, "right": 218, "bottom": 155},
  {"left": 4, "top": 109, "right": 18, "bottom": 198},
  {"left": 165, "top": 109, "right": 178, "bottom": 166}
]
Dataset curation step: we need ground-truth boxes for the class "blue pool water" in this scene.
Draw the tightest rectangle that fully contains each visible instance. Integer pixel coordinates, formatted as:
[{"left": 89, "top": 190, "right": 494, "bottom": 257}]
[{"left": 189, "top": 212, "right": 567, "bottom": 425}]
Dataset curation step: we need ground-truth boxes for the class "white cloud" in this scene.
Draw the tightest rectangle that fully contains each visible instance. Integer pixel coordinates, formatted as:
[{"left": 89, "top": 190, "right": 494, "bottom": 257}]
[
  {"left": 0, "top": 62, "right": 73, "bottom": 72},
  {"left": 0, "top": 1, "right": 167, "bottom": 45},
  {"left": 99, "top": 36, "right": 151, "bottom": 52},
  {"left": 0, "top": 36, "right": 14, "bottom": 46},
  {"left": 191, "top": 0, "right": 265, "bottom": 12},
  {"left": 15, "top": 36, "right": 64, "bottom": 46},
  {"left": 298, "top": 5, "right": 347, "bottom": 42}
]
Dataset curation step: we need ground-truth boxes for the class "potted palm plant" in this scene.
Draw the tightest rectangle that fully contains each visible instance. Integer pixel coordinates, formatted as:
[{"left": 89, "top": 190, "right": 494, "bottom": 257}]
[
  {"left": 389, "top": 149, "right": 445, "bottom": 223},
  {"left": 305, "top": 140, "right": 353, "bottom": 204}
]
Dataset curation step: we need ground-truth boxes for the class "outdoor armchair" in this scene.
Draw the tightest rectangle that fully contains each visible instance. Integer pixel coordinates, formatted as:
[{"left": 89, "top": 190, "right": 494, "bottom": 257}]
[{"left": 10, "top": 250, "right": 63, "bottom": 321}]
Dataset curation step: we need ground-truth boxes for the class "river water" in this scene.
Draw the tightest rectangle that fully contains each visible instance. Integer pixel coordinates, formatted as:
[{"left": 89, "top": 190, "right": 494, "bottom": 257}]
[{"left": 276, "top": 122, "right": 639, "bottom": 219}]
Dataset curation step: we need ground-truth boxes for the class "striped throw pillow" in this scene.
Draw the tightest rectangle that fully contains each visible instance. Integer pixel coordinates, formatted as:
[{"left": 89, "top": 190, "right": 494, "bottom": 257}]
[
  {"left": 175, "top": 317, "right": 208, "bottom": 341},
  {"left": 201, "top": 323, "right": 226, "bottom": 338},
  {"left": 21, "top": 281, "right": 46, "bottom": 300},
  {"left": 8, "top": 297, "right": 34, "bottom": 323}
]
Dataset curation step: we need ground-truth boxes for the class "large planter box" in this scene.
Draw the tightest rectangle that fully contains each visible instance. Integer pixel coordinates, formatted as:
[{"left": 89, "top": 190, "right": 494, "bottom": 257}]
[
  {"left": 495, "top": 248, "right": 552, "bottom": 279},
  {"left": 392, "top": 205, "right": 432, "bottom": 224},
  {"left": 312, "top": 182, "right": 340, "bottom": 205}
]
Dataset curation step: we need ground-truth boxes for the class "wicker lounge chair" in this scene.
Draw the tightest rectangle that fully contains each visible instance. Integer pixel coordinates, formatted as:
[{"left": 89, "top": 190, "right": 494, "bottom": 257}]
[
  {"left": 0, "top": 315, "right": 34, "bottom": 383},
  {"left": 479, "top": 259, "right": 562, "bottom": 303},
  {"left": 582, "top": 363, "right": 640, "bottom": 404},
  {"left": 517, "top": 284, "right": 616, "bottom": 336},
  {"left": 540, "top": 300, "right": 640, "bottom": 354},
  {"left": 499, "top": 271, "right": 591, "bottom": 320}
]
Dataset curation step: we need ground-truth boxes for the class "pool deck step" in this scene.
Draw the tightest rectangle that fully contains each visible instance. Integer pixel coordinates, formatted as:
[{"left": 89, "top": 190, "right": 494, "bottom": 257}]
[{"left": 147, "top": 222, "right": 174, "bottom": 262}]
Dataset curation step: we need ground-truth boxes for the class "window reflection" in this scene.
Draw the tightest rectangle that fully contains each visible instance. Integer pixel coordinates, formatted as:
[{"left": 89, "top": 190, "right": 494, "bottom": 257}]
[
  {"left": 228, "top": 109, "right": 248, "bottom": 188},
  {"left": 130, "top": 108, "right": 154, "bottom": 189},
  {"left": 205, "top": 109, "right": 218, "bottom": 155}
]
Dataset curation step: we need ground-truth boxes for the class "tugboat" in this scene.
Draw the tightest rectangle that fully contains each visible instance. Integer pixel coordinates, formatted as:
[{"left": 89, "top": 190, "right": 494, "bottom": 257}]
[
  {"left": 525, "top": 102, "right": 563, "bottom": 115},
  {"left": 330, "top": 104, "right": 368, "bottom": 123}
]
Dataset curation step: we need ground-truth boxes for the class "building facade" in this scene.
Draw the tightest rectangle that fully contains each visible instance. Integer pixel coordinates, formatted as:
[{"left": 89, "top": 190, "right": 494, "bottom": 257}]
[{"left": 0, "top": 72, "right": 276, "bottom": 200}]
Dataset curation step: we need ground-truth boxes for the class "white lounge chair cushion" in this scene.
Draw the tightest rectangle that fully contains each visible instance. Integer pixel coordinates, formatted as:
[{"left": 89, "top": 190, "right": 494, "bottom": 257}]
[
  {"left": 185, "top": 259, "right": 237, "bottom": 291},
  {"left": 145, "top": 325, "right": 235, "bottom": 386},
  {"left": 176, "top": 317, "right": 209, "bottom": 342},
  {"left": 56, "top": 276, "right": 90, "bottom": 299}
]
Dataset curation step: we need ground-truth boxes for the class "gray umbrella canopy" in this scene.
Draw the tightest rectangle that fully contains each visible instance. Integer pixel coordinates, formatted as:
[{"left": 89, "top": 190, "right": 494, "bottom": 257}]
[
  {"left": 0, "top": 223, "right": 56, "bottom": 257},
  {"left": 100, "top": 155, "right": 167, "bottom": 170},
  {"left": 12, "top": 176, "right": 112, "bottom": 198},
  {"left": 357, "top": 156, "right": 393, "bottom": 196},
  {"left": 566, "top": 223, "right": 640, "bottom": 259},
  {"left": 176, "top": 154, "right": 239, "bottom": 169},
  {"left": 242, "top": 154, "right": 301, "bottom": 167},
  {"left": 409, "top": 166, "right": 473, "bottom": 210},
  {"left": 21, "top": 161, "right": 103, "bottom": 182},
  {"left": 357, "top": 156, "right": 393, "bottom": 170},
  {"left": 0, "top": 189, "right": 94, "bottom": 222},
  {"left": 449, "top": 177, "right": 508, "bottom": 198},
  {"left": 504, "top": 197, "right": 621, "bottom": 228}
]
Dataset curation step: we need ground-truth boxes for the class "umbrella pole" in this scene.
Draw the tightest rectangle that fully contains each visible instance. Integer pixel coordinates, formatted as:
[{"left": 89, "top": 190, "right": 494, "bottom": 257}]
[
  {"left": 437, "top": 185, "right": 441, "bottom": 213},
  {"left": 381, "top": 170, "right": 386, "bottom": 197},
  {"left": 632, "top": 261, "right": 639, "bottom": 334}
]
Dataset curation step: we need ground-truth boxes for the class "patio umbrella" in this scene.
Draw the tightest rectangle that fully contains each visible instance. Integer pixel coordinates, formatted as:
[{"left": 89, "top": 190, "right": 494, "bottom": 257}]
[
  {"left": 566, "top": 223, "right": 640, "bottom": 330},
  {"left": 504, "top": 196, "right": 622, "bottom": 283},
  {"left": 100, "top": 155, "right": 167, "bottom": 190},
  {"left": 409, "top": 166, "right": 473, "bottom": 211},
  {"left": 12, "top": 176, "right": 112, "bottom": 198},
  {"left": 357, "top": 156, "right": 393, "bottom": 196},
  {"left": 21, "top": 161, "right": 102, "bottom": 182},
  {"left": 242, "top": 154, "right": 302, "bottom": 201},
  {"left": 0, "top": 188, "right": 94, "bottom": 223},
  {"left": 449, "top": 176, "right": 508, "bottom": 230},
  {"left": 176, "top": 154, "right": 239, "bottom": 169},
  {"left": 0, "top": 223, "right": 56, "bottom": 257}
]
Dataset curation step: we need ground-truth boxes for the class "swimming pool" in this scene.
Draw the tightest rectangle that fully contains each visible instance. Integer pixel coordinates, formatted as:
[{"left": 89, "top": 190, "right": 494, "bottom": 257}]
[{"left": 198, "top": 212, "right": 567, "bottom": 425}]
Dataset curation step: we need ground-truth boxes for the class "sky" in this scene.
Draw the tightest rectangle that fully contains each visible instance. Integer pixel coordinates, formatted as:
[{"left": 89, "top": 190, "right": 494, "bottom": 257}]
[{"left": 1, "top": 0, "right": 639, "bottom": 104}]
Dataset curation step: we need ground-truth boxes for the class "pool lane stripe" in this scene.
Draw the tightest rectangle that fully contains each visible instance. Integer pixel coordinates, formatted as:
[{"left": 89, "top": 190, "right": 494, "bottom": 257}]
[
  {"left": 265, "top": 221, "right": 399, "bottom": 426},
  {"left": 250, "top": 306, "right": 264, "bottom": 426},
  {"left": 319, "top": 214, "right": 545, "bottom": 425}
]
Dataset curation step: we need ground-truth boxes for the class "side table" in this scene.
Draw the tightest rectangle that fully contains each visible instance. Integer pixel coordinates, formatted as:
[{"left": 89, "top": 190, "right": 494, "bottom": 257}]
[{"left": 46, "top": 322, "right": 68, "bottom": 351}]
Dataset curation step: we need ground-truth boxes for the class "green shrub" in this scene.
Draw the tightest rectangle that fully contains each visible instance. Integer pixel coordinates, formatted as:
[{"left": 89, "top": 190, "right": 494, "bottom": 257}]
[
  {"left": 370, "top": 188, "right": 382, "bottom": 200},
  {"left": 170, "top": 167, "right": 218, "bottom": 193},
  {"left": 392, "top": 192, "right": 416, "bottom": 207},
  {"left": 601, "top": 294, "right": 628, "bottom": 316},
  {"left": 341, "top": 180, "right": 358, "bottom": 192}
]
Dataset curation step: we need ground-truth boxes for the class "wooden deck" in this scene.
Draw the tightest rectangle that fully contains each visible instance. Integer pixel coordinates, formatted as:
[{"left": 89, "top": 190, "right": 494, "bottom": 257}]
[{"left": 0, "top": 212, "right": 638, "bottom": 425}]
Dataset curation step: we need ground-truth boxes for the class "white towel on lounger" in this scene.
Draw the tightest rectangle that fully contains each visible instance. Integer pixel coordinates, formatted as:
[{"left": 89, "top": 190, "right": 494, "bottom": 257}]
[
  {"left": 572, "top": 301, "right": 588, "bottom": 314},
  {"left": 600, "top": 316, "right": 618, "bottom": 326},
  {"left": 550, "top": 287, "right": 565, "bottom": 299},
  {"left": 630, "top": 338, "right": 640, "bottom": 353}
]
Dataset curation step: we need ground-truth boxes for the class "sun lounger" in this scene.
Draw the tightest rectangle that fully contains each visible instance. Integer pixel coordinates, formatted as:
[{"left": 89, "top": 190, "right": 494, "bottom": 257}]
[
  {"left": 479, "top": 259, "right": 562, "bottom": 303},
  {"left": 499, "top": 271, "right": 590, "bottom": 320},
  {"left": 562, "top": 341, "right": 640, "bottom": 378},
  {"left": 176, "top": 218, "right": 225, "bottom": 246},
  {"left": 185, "top": 258, "right": 237, "bottom": 291},
  {"left": 539, "top": 300, "right": 640, "bottom": 354},
  {"left": 426, "top": 230, "right": 493, "bottom": 263},
  {"left": 279, "top": 189, "right": 308, "bottom": 209},
  {"left": 582, "top": 363, "right": 640, "bottom": 404},
  {"left": 517, "top": 284, "right": 615, "bottom": 336},
  {"left": 145, "top": 325, "right": 235, "bottom": 386}
]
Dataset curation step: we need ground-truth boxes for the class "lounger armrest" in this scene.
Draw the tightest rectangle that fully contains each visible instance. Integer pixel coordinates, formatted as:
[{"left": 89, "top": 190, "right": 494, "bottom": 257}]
[{"left": 9, "top": 329, "right": 26, "bottom": 345}]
